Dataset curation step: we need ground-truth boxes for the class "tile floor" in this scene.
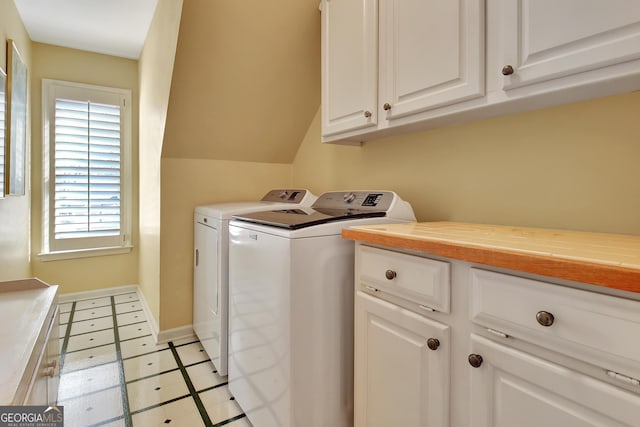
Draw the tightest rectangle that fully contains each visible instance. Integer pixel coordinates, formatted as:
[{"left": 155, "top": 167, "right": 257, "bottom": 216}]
[{"left": 58, "top": 290, "right": 250, "bottom": 427}]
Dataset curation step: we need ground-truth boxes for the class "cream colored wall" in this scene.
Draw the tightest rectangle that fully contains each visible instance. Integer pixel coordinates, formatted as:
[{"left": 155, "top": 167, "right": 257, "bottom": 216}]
[
  {"left": 293, "top": 92, "right": 640, "bottom": 236},
  {"left": 29, "top": 43, "right": 139, "bottom": 293},
  {"left": 138, "top": 0, "right": 183, "bottom": 326},
  {"left": 158, "top": 158, "right": 291, "bottom": 330},
  {"left": 0, "top": 1, "right": 31, "bottom": 280},
  {"left": 161, "top": 0, "right": 320, "bottom": 164}
]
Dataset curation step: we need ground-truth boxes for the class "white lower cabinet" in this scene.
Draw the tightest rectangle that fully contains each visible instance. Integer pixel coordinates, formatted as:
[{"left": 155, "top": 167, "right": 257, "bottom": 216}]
[
  {"left": 469, "top": 334, "right": 640, "bottom": 427},
  {"left": 354, "top": 291, "right": 450, "bottom": 427},
  {"left": 353, "top": 243, "right": 640, "bottom": 427},
  {"left": 1, "top": 278, "right": 60, "bottom": 406}
]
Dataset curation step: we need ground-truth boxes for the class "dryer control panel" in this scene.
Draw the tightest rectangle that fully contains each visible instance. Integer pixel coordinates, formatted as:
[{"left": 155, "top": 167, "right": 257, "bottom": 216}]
[{"left": 261, "top": 189, "right": 310, "bottom": 203}]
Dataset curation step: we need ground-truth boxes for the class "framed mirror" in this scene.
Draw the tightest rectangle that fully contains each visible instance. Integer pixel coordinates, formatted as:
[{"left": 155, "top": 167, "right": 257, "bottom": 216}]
[
  {"left": 6, "top": 39, "right": 27, "bottom": 196},
  {"left": 0, "top": 66, "right": 5, "bottom": 198}
]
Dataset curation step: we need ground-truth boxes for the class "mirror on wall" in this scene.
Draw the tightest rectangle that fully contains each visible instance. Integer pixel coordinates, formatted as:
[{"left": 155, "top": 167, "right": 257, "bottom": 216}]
[
  {"left": 0, "top": 66, "right": 6, "bottom": 198},
  {"left": 5, "top": 39, "right": 27, "bottom": 196}
]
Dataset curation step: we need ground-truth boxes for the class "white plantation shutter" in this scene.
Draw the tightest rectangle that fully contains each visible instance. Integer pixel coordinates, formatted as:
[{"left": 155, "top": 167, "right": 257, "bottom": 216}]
[
  {"left": 54, "top": 99, "right": 121, "bottom": 239},
  {"left": 43, "top": 79, "right": 131, "bottom": 255}
]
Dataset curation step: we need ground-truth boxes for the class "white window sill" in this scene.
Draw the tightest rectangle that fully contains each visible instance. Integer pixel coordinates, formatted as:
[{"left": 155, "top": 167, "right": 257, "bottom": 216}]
[{"left": 38, "top": 245, "right": 133, "bottom": 261}]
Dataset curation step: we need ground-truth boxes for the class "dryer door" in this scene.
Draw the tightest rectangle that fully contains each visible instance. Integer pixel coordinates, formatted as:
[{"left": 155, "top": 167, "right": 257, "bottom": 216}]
[{"left": 194, "top": 220, "right": 220, "bottom": 365}]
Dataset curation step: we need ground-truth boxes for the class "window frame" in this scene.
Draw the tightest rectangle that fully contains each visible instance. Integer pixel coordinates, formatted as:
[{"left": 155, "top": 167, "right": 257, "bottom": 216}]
[{"left": 41, "top": 79, "right": 132, "bottom": 260}]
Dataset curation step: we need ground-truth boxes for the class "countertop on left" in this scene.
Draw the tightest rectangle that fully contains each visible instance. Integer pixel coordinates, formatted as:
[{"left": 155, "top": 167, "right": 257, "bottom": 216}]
[{"left": 0, "top": 278, "right": 58, "bottom": 405}]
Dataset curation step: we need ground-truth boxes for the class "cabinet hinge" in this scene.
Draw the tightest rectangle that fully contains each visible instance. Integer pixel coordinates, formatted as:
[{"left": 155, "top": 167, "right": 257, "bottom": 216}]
[
  {"left": 364, "top": 285, "right": 378, "bottom": 292},
  {"left": 418, "top": 304, "right": 436, "bottom": 313},
  {"left": 486, "top": 328, "right": 510, "bottom": 339},
  {"left": 606, "top": 370, "right": 640, "bottom": 386}
]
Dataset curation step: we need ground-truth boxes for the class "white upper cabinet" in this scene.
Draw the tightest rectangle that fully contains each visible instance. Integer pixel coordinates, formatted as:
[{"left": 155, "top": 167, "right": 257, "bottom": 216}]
[
  {"left": 379, "top": 0, "right": 485, "bottom": 121},
  {"left": 321, "top": 0, "right": 485, "bottom": 143},
  {"left": 321, "top": 0, "right": 640, "bottom": 144},
  {"left": 321, "top": 0, "right": 378, "bottom": 138},
  {"left": 497, "top": 0, "right": 640, "bottom": 90}
]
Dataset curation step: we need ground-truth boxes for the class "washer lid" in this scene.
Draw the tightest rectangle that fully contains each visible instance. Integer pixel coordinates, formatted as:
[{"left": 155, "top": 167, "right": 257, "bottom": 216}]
[{"left": 232, "top": 207, "right": 386, "bottom": 230}]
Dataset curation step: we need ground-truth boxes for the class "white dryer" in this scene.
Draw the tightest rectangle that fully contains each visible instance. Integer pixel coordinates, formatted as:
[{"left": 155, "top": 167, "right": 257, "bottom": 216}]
[
  {"left": 193, "top": 189, "right": 316, "bottom": 376},
  {"left": 228, "top": 191, "right": 416, "bottom": 427}
]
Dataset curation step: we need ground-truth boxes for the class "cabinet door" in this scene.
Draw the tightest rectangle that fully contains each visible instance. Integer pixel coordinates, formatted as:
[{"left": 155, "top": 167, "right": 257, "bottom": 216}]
[
  {"left": 193, "top": 222, "right": 220, "bottom": 365},
  {"left": 498, "top": 0, "right": 640, "bottom": 90},
  {"left": 469, "top": 334, "right": 640, "bottom": 427},
  {"left": 25, "top": 307, "right": 59, "bottom": 406},
  {"left": 378, "top": 0, "right": 484, "bottom": 120},
  {"left": 321, "top": 0, "right": 378, "bottom": 137},
  {"left": 47, "top": 307, "right": 60, "bottom": 405},
  {"left": 355, "top": 291, "right": 449, "bottom": 427}
]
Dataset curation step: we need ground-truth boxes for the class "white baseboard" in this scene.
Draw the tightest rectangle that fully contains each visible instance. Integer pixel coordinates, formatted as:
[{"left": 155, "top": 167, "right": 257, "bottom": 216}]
[
  {"left": 135, "top": 285, "right": 160, "bottom": 343},
  {"left": 58, "top": 284, "right": 139, "bottom": 303},
  {"left": 156, "top": 325, "right": 196, "bottom": 345},
  {"left": 133, "top": 286, "right": 194, "bottom": 345},
  {"left": 59, "top": 284, "right": 194, "bottom": 346}
]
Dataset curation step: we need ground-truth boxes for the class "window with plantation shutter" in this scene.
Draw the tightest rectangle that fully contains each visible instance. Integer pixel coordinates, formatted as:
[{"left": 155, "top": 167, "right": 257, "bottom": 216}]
[{"left": 42, "top": 79, "right": 132, "bottom": 258}]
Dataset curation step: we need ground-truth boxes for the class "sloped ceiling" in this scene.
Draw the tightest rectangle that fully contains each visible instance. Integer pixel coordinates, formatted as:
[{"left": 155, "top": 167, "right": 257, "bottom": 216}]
[
  {"left": 162, "top": 0, "right": 321, "bottom": 163},
  {"left": 14, "top": 0, "right": 157, "bottom": 59}
]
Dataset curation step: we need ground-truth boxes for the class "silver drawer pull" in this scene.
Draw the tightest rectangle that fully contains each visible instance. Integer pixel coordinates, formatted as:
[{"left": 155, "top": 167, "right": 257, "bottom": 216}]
[
  {"left": 385, "top": 270, "right": 397, "bottom": 280},
  {"left": 536, "top": 310, "right": 555, "bottom": 327},
  {"left": 486, "top": 328, "right": 510, "bottom": 339},
  {"left": 607, "top": 370, "right": 640, "bottom": 386}
]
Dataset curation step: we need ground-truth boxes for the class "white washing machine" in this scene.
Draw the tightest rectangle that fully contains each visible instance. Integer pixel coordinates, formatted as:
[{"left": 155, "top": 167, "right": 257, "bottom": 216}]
[
  {"left": 228, "top": 191, "right": 416, "bottom": 427},
  {"left": 193, "top": 189, "right": 317, "bottom": 376}
]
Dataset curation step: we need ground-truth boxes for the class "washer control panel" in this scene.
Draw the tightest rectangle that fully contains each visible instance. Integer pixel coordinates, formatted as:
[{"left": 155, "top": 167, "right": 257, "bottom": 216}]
[{"left": 313, "top": 191, "right": 394, "bottom": 211}]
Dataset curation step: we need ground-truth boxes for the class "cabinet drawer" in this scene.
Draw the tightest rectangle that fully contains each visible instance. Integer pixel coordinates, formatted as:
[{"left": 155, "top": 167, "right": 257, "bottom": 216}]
[
  {"left": 358, "top": 245, "right": 450, "bottom": 312},
  {"left": 470, "top": 268, "right": 640, "bottom": 376}
]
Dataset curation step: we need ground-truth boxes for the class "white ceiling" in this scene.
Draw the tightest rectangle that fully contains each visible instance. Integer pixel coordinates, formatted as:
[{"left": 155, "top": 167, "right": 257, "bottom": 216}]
[{"left": 13, "top": 0, "right": 158, "bottom": 59}]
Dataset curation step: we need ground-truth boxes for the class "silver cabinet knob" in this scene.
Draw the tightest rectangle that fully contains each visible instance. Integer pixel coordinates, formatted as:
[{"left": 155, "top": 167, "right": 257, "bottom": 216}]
[
  {"left": 468, "top": 354, "right": 483, "bottom": 368},
  {"left": 427, "top": 338, "right": 440, "bottom": 351},
  {"left": 364, "top": 110, "right": 372, "bottom": 118},
  {"left": 536, "top": 311, "right": 555, "bottom": 327},
  {"left": 385, "top": 270, "right": 397, "bottom": 280},
  {"left": 383, "top": 103, "right": 392, "bottom": 111},
  {"left": 502, "top": 65, "right": 514, "bottom": 75}
]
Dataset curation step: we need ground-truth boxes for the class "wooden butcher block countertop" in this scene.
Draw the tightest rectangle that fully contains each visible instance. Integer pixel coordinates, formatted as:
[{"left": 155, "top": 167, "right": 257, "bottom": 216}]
[{"left": 342, "top": 222, "right": 640, "bottom": 294}]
